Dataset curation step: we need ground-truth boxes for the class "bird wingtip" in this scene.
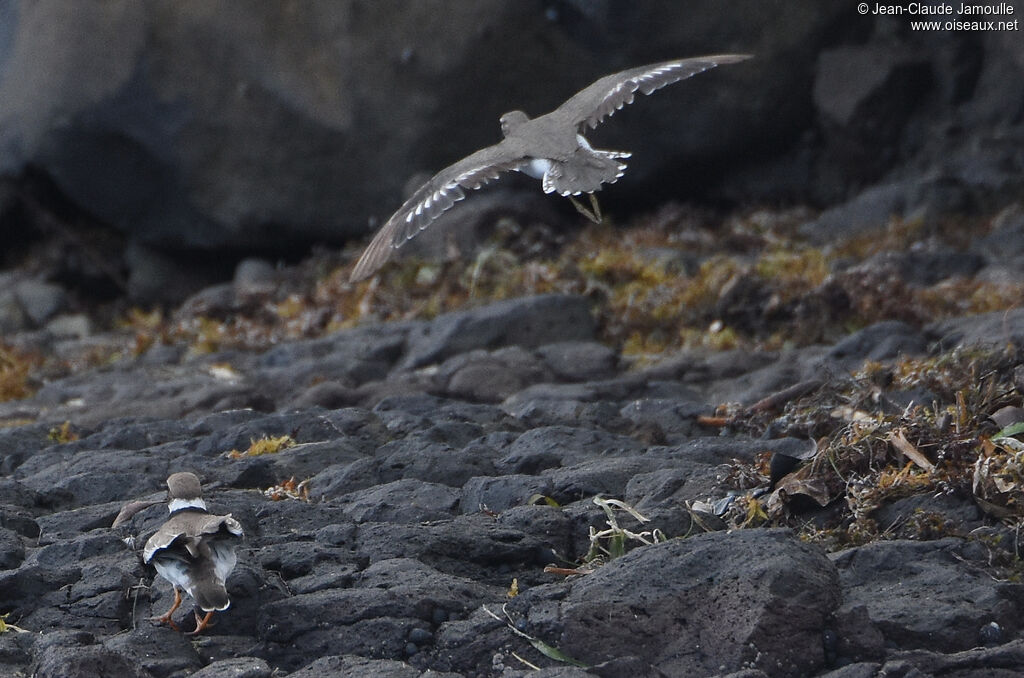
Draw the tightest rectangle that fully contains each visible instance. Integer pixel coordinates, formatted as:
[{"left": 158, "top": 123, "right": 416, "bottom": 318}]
[
  {"left": 349, "top": 262, "right": 375, "bottom": 283},
  {"left": 714, "top": 53, "right": 754, "bottom": 64}
]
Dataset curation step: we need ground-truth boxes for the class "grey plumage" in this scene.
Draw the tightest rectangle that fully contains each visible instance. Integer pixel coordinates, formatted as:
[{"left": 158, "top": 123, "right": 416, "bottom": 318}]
[
  {"left": 350, "top": 54, "right": 751, "bottom": 282},
  {"left": 143, "top": 472, "right": 243, "bottom": 633}
]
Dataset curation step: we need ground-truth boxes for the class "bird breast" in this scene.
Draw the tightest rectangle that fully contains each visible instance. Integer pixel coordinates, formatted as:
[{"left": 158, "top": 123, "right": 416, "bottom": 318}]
[{"left": 522, "top": 158, "right": 553, "bottom": 180}]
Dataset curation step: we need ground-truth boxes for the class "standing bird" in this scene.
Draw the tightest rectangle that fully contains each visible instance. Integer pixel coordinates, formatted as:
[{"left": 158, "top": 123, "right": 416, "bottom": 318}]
[
  {"left": 350, "top": 53, "right": 751, "bottom": 282},
  {"left": 143, "top": 472, "right": 243, "bottom": 635}
]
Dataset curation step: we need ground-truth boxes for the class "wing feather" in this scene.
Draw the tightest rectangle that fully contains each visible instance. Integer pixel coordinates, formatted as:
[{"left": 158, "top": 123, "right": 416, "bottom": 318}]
[
  {"left": 562, "top": 54, "right": 751, "bottom": 131},
  {"left": 350, "top": 141, "right": 526, "bottom": 281}
]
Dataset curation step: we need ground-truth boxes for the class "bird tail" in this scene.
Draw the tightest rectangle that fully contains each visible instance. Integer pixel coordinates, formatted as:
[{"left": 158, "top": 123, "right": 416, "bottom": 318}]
[
  {"left": 541, "top": 148, "right": 630, "bottom": 197},
  {"left": 188, "top": 556, "right": 231, "bottom": 611},
  {"left": 190, "top": 578, "right": 231, "bottom": 611}
]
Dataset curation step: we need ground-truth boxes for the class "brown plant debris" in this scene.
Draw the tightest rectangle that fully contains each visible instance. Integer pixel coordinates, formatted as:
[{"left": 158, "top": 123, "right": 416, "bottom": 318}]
[{"left": 713, "top": 345, "right": 1024, "bottom": 558}]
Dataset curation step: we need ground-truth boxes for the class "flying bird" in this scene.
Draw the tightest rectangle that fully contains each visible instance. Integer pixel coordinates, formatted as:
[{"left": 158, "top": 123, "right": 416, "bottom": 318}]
[
  {"left": 143, "top": 472, "right": 243, "bottom": 635},
  {"left": 350, "top": 53, "right": 751, "bottom": 281}
]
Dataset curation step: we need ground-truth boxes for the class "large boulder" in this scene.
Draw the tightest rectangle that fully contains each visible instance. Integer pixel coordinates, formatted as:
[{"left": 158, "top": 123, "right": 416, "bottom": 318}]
[
  {"left": 0, "top": 0, "right": 830, "bottom": 255},
  {"left": 551, "top": 529, "right": 841, "bottom": 677}
]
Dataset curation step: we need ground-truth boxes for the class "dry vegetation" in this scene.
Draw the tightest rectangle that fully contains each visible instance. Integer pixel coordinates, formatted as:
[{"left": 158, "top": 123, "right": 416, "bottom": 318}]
[
  {"left": 711, "top": 345, "right": 1024, "bottom": 572},
  {"left": 118, "top": 204, "right": 1022, "bottom": 361}
]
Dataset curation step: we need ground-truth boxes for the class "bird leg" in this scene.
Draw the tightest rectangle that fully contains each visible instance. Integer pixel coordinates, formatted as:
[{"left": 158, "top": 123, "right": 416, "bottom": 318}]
[
  {"left": 148, "top": 587, "right": 182, "bottom": 631},
  {"left": 568, "top": 193, "right": 603, "bottom": 223},
  {"left": 188, "top": 610, "right": 216, "bottom": 636}
]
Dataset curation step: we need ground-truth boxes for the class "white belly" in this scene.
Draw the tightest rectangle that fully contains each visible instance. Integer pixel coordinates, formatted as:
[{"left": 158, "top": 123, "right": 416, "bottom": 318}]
[
  {"left": 153, "top": 559, "right": 193, "bottom": 591},
  {"left": 522, "top": 158, "right": 552, "bottom": 180}
]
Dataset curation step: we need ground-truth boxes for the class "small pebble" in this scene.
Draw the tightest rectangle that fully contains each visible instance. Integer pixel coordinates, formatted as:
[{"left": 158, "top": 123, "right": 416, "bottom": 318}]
[
  {"left": 979, "top": 621, "right": 1002, "bottom": 646},
  {"left": 408, "top": 627, "right": 433, "bottom": 644}
]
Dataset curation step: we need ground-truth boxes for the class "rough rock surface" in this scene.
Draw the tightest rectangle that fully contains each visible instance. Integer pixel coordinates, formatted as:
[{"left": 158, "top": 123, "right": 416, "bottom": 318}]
[
  {"left": 1, "top": 4, "right": 1021, "bottom": 301},
  {"left": 1, "top": 288, "right": 1024, "bottom": 676}
]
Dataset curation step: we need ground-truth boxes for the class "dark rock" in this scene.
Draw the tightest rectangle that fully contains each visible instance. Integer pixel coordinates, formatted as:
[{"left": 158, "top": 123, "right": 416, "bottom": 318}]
[
  {"left": 814, "top": 45, "right": 932, "bottom": 191},
  {"left": 379, "top": 438, "right": 498, "bottom": 487},
  {"left": 817, "top": 665, "right": 880, "bottom": 678},
  {"left": 400, "top": 295, "right": 595, "bottom": 370},
  {"left": 13, "top": 279, "right": 66, "bottom": 326},
  {"left": 28, "top": 532, "right": 126, "bottom": 568},
  {"left": 439, "top": 346, "right": 553, "bottom": 402},
  {"left": 858, "top": 249, "right": 986, "bottom": 287},
  {"left": 586, "top": 656, "right": 668, "bottom": 678},
  {"left": 285, "top": 655, "right": 421, "bottom": 678},
  {"left": 553, "top": 529, "right": 840, "bottom": 677},
  {"left": 505, "top": 397, "right": 634, "bottom": 432},
  {"left": 831, "top": 538, "right": 1024, "bottom": 652},
  {"left": 502, "top": 375, "right": 648, "bottom": 410},
  {"left": 0, "top": 476, "right": 44, "bottom": 507},
  {"left": 875, "top": 638, "right": 1024, "bottom": 677},
  {"left": 0, "top": 625, "right": 34, "bottom": 674},
  {"left": 496, "top": 425, "right": 644, "bottom": 475},
  {"left": 257, "top": 326, "right": 406, "bottom": 395},
  {"left": 372, "top": 394, "right": 512, "bottom": 435},
  {"left": 826, "top": 321, "right": 927, "bottom": 364},
  {"left": 973, "top": 204, "right": 1024, "bottom": 263},
  {"left": 461, "top": 474, "right": 554, "bottom": 514},
  {"left": 536, "top": 341, "right": 619, "bottom": 382},
  {"left": 23, "top": 462, "right": 165, "bottom": 510},
  {"left": 34, "top": 643, "right": 155, "bottom": 678},
  {"left": 870, "top": 492, "right": 984, "bottom": 540},
  {"left": 237, "top": 439, "right": 368, "bottom": 489},
  {"left": 292, "top": 382, "right": 361, "bottom": 410},
  {"left": 353, "top": 515, "right": 552, "bottom": 584},
  {"left": 35, "top": 501, "right": 134, "bottom": 536},
  {"left": 125, "top": 242, "right": 227, "bottom": 303},
  {"left": 546, "top": 457, "right": 660, "bottom": 504},
  {"left": 0, "top": 564, "right": 82, "bottom": 626},
  {"left": 426, "top": 606, "right": 511, "bottom": 674},
  {"left": 800, "top": 181, "right": 911, "bottom": 244},
  {"left": 258, "top": 559, "right": 496, "bottom": 672},
  {"left": 287, "top": 562, "right": 360, "bottom": 595},
  {"left": 927, "top": 307, "right": 1024, "bottom": 351},
  {"left": 310, "top": 458, "right": 385, "bottom": 499},
  {"left": 1, "top": 262, "right": 1024, "bottom": 678},
  {"left": 233, "top": 258, "right": 278, "bottom": 300},
  {"left": 703, "top": 345, "right": 832, "bottom": 407},
  {"left": 531, "top": 668, "right": 603, "bottom": 678},
  {"left": 190, "top": 657, "right": 272, "bottom": 678},
  {"left": 66, "top": 561, "right": 134, "bottom": 621},
  {"left": 0, "top": 4, "right": 786, "bottom": 278},
  {"left": 335, "top": 479, "right": 461, "bottom": 524},
  {"left": 0, "top": 286, "right": 28, "bottom": 333},
  {"left": 832, "top": 604, "right": 886, "bottom": 664},
  {"left": 0, "top": 505, "right": 39, "bottom": 538},
  {"left": 618, "top": 398, "right": 710, "bottom": 443},
  {"left": 0, "top": 527, "right": 25, "bottom": 570},
  {"left": 495, "top": 504, "right": 575, "bottom": 564},
  {"left": 103, "top": 627, "right": 204, "bottom": 678},
  {"left": 255, "top": 541, "right": 353, "bottom": 581},
  {"left": 624, "top": 464, "right": 726, "bottom": 515}
]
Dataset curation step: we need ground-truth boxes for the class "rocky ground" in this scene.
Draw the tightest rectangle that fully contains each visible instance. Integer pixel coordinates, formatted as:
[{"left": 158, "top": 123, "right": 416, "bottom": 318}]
[
  {"left": 1, "top": 4, "right": 1023, "bottom": 677},
  {"left": 1, "top": 199, "right": 1024, "bottom": 677}
]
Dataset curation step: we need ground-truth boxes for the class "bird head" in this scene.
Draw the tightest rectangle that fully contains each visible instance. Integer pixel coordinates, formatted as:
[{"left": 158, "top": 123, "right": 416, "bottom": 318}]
[{"left": 500, "top": 110, "right": 530, "bottom": 137}]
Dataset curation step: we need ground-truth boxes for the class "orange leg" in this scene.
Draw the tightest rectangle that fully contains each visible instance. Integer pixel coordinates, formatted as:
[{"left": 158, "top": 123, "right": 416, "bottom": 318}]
[
  {"left": 187, "top": 610, "right": 215, "bottom": 636},
  {"left": 148, "top": 588, "right": 182, "bottom": 631}
]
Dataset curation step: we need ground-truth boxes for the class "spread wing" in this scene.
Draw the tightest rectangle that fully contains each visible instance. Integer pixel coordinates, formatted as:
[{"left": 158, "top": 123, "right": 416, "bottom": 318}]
[
  {"left": 350, "top": 141, "right": 528, "bottom": 282},
  {"left": 561, "top": 54, "right": 751, "bottom": 131},
  {"left": 143, "top": 513, "right": 243, "bottom": 563}
]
